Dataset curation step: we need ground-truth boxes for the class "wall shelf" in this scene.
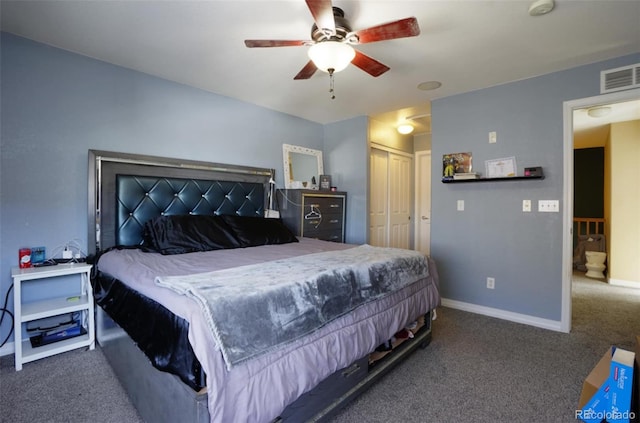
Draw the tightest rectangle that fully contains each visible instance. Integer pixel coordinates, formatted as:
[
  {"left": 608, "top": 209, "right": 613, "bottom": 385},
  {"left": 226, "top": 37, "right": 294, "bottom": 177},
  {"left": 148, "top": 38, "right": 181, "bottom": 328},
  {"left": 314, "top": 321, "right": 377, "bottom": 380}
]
[{"left": 442, "top": 175, "right": 544, "bottom": 183}]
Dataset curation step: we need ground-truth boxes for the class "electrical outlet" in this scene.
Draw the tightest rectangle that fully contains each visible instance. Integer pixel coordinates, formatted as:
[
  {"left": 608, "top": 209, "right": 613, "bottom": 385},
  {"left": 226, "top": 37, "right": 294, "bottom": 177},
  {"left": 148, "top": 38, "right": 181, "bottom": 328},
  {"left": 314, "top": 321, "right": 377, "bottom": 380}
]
[
  {"left": 486, "top": 277, "right": 495, "bottom": 289},
  {"left": 62, "top": 247, "right": 73, "bottom": 259},
  {"left": 489, "top": 131, "right": 497, "bottom": 144},
  {"left": 522, "top": 200, "right": 531, "bottom": 212}
]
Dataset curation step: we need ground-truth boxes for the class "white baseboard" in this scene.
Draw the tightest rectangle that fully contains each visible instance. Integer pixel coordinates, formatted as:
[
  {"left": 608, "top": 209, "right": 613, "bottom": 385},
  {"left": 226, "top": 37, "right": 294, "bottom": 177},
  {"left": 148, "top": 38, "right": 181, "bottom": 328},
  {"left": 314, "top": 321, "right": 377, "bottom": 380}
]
[
  {"left": 608, "top": 278, "right": 640, "bottom": 289},
  {"left": 441, "top": 298, "right": 565, "bottom": 333},
  {"left": 0, "top": 341, "right": 15, "bottom": 357}
]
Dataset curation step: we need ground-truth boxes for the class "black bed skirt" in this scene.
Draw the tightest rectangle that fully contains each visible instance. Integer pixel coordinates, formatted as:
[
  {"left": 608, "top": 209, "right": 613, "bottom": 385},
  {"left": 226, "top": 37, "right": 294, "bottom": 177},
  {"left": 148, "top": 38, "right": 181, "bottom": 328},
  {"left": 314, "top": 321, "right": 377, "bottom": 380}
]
[{"left": 93, "top": 271, "right": 206, "bottom": 391}]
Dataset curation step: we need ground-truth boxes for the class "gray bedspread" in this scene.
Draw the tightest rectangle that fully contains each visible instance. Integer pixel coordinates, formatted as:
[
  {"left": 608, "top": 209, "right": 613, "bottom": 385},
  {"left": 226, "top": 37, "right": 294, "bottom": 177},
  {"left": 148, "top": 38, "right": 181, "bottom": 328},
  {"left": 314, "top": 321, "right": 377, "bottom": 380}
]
[{"left": 155, "top": 244, "right": 429, "bottom": 369}]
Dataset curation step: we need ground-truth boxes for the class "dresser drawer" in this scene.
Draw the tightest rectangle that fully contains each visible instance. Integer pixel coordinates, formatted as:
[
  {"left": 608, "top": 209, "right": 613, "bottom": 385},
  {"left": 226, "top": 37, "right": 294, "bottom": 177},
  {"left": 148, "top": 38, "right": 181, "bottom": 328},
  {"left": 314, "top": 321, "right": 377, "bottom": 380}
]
[
  {"left": 302, "top": 215, "right": 343, "bottom": 241},
  {"left": 302, "top": 228, "right": 343, "bottom": 242},
  {"left": 304, "top": 196, "right": 344, "bottom": 213},
  {"left": 278, "top": 355, "right": 368, "bottom": 421},
  {"left": 302, "top": 215, "right": 343, "bottom": 232}
]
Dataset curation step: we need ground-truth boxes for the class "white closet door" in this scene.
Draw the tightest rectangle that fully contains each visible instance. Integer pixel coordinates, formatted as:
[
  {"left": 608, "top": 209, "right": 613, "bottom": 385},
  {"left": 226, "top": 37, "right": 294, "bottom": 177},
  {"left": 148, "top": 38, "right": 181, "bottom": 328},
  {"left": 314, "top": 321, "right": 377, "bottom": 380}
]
[
  {"left": 388, "top": 153, "right": 412, "bottom": 249},
  {"left": 369, "top": 147, "right": 412, "bottom": 249},
  {"left": 369, "top": 148, "right": 389, "bottom": 247}
]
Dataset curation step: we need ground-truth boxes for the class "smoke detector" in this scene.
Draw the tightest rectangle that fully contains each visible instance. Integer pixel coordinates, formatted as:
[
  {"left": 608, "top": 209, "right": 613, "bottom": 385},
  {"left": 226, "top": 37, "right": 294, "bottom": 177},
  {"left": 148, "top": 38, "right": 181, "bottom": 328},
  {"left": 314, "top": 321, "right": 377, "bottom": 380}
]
[{"left": 529, "top": 0, "right": 555, "bottom": 16}]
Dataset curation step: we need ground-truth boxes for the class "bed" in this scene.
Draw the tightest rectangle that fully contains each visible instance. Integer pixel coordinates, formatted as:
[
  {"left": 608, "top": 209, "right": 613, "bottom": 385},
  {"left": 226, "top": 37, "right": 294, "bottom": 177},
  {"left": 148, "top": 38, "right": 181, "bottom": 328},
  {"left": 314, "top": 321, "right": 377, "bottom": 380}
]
[{"left": 87, "top": 150, "right": 441, "bottom": 423}]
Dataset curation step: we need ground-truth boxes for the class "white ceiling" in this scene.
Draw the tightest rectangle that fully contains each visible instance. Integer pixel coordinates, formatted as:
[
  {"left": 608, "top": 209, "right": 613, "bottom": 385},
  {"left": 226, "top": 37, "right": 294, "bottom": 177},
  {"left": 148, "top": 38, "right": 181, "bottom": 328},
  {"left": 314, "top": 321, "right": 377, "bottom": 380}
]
[
  {"left": 2, "top": 0, "right": 640, "bottom": 132},
  {"left": 573, "top": 99, "right": 640, "bottom": 147}
]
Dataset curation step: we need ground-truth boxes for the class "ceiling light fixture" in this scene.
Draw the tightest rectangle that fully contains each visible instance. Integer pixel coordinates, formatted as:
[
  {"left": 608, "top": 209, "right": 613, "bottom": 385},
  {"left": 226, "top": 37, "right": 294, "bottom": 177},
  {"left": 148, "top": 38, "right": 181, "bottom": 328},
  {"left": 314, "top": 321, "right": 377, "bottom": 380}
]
[
  {"left": 587, "top": 106, "right": 612, "bottom": 118},
  {"left": 308, "top": 41, "right": 356, "bottom": 74},
  {"left": 417, "top": 81, "right": 442, "bottom": 91},
  {"left": 528, "top": 0, "right": 555, "bottom": 16},
  {"left": 397, "top": 124, "right": 414, "bottom": 135}
]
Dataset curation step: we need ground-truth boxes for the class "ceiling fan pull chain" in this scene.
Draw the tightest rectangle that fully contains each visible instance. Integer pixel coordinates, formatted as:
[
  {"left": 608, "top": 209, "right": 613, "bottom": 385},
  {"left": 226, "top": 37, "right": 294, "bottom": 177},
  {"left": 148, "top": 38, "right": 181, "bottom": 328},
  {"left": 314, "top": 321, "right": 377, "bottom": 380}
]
[{"left": 328, "top": 68, "right": 336, "bottom": 100}]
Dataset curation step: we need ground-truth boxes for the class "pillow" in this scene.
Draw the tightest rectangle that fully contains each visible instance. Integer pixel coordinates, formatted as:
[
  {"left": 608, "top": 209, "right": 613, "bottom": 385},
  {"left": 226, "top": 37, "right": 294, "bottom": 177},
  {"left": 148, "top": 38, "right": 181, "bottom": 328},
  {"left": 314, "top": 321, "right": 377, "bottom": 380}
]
[
  {"left": 220, "top": 215, "right": 298, "bottom": 247},
  {"left": 142, "top": 214, "right": 242, "bottom": 255}
]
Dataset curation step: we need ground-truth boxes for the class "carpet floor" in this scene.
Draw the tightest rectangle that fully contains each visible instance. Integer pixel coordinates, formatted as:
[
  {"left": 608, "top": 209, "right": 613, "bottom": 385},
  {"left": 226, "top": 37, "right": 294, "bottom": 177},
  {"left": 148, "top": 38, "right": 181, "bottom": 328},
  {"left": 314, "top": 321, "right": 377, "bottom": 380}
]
[{"left": 1, "top": 272, "right": 638, "bottom": 422}]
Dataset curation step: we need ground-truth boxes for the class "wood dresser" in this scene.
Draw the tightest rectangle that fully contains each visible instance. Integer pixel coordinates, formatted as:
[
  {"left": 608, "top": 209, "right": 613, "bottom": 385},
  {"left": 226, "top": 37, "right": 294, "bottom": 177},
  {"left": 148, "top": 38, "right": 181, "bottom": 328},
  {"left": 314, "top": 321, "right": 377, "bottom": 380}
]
[{"left": 277, "top": 189, "right": 347, "bottom": 242}]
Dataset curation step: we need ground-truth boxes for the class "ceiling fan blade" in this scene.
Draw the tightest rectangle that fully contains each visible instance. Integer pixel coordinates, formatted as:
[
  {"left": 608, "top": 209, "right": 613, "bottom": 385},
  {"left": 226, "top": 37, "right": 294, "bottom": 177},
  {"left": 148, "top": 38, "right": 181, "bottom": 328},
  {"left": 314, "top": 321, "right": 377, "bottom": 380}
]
[
  {"left": 351, "top": 50, "right": 390, "bottom": 77},
  {"left": 305, "top": 0, "right": 336, "bottom": 35},
  {"left": 294, "top": 61, "right": 318, "bottom": 80},
  {"left": 244, "top": 40, "right": 309, "bottom": 48},
  {"left": 354, "top": 17, "right": 420, "bottom": 44}
]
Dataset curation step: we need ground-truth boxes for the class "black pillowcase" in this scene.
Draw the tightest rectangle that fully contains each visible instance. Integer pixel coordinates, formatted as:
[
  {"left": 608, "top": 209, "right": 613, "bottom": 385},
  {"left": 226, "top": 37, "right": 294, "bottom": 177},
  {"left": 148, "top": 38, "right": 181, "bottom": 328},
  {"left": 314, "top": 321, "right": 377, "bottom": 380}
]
[
  {"left": 143, "top": 214, "right": 298, "bottom": 254},
  {"left": 142, "top": 214, "right": 242, "bottom": 255},
  {"left": 220, "top": 215, "right": 298, "bottom": 247}
]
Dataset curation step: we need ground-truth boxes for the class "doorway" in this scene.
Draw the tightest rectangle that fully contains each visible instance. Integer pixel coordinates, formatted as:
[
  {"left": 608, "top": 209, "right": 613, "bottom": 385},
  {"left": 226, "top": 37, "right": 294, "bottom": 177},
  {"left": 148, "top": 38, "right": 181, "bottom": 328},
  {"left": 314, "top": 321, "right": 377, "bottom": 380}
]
[
  {"left": 414, "top": 150, "right": 431, "bottom": 256},
  {"left": 561, "top": 88, "right": 640, "bottom": 333}
]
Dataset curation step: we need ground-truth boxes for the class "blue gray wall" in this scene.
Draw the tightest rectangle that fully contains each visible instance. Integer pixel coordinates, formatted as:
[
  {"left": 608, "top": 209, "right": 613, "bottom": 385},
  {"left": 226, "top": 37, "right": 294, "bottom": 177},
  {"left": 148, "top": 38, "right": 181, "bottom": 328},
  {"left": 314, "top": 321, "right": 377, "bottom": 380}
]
[
  {"left": 431, "top": 53, "right": 640, "bottom": 322},
  {"left": 2, "top": 30, "right": 639, "bottom": 348},
  {"left": 0, "top": 33, "right": 366, "bottom": 346},
  {"left": 324, "top": 116, "right": 369, "bottom": 245}
]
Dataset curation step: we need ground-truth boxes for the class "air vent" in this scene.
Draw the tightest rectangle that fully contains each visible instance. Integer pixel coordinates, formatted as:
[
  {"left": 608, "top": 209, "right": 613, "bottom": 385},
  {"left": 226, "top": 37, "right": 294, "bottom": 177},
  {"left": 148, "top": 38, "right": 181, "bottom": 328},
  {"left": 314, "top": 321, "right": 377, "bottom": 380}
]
[{"left": 601, "top": 63, "right": 640, "bottom": 93}]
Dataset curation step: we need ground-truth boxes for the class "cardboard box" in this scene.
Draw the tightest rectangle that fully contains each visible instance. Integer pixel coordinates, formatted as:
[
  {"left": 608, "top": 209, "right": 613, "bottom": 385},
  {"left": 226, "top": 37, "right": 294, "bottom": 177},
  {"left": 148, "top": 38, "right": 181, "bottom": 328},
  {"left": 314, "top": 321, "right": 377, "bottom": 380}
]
[
  {"left": 578, "top": 345, "right": 636, "bottom": 423},
  {"left": 579, "top": 347, "right": 615, "bottom": 422},
  {"left": 610, "top": 348, "right": 635, "bottom": 422},
  {"left": 579, "top": 348, "right": 613, "bottom": 409},
  {"left": 581, "top": 381, "right": 612, "bottom": 423},
  {"left": 635, "top": 336, "right": 640, "bottom": 423}
]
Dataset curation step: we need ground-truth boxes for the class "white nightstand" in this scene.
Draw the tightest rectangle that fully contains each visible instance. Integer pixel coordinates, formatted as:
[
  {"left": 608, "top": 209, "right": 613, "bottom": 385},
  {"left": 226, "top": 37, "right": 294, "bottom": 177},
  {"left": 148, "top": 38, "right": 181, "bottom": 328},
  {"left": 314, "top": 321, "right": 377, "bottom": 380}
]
[{"left": 11, "top": 263, "right": 95, "bottom": 370}]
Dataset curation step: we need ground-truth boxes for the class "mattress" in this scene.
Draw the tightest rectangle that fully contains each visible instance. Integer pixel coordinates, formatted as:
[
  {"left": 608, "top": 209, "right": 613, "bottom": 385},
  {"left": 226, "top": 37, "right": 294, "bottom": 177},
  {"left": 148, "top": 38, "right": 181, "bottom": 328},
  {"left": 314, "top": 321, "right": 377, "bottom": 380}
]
[{"left": 96, "top": 237, "right": 440, "bottom": 422}]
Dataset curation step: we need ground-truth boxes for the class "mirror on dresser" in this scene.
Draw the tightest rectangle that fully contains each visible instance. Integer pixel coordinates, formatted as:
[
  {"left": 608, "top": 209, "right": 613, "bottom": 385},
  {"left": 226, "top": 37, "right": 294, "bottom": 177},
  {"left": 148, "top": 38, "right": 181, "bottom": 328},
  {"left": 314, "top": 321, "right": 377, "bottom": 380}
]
[{"left": 282, "top": 144, "right": 323, "bottom": 189}]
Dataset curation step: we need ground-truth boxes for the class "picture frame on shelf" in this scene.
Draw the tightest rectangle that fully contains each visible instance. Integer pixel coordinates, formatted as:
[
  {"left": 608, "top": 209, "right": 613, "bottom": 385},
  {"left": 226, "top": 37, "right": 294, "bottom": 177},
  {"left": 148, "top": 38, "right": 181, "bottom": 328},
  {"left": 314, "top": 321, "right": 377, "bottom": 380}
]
[
  {"left": 442, "top": 152, "right": 473, "bottom": 180},
  {"left": 319, "top": 175, "right": 331, "bottom": 191},
  {"left": 485, "top": 157, "right": 517, "bottom": 178}
]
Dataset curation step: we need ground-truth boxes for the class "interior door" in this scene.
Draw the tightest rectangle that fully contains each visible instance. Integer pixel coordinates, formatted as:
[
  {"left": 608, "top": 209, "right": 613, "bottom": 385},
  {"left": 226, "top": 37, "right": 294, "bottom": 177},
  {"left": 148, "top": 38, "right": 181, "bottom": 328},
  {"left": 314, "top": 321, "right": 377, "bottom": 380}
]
[
  {"left": 415, "top": 151, "right": 431, "bottom": 256},
  {"left": 369, "top": 148, "right": 389, "bottom": 247},
  {"left": 388, "top": 152, "right": 412, "bottom": 249},
  {"left": 369, "top": 147, "right": 412, "bottom": 249}
]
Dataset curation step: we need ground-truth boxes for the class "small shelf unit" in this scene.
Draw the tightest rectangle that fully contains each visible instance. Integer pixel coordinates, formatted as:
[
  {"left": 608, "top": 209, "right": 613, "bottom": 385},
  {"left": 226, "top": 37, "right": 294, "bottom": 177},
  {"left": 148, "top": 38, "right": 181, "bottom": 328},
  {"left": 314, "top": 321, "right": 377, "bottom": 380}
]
[
  {"left": 442, "top": 175, "right": 544, "bottom": 183},
  {"left": 12, "top": 263, "right": 95, "bottom": 370}
]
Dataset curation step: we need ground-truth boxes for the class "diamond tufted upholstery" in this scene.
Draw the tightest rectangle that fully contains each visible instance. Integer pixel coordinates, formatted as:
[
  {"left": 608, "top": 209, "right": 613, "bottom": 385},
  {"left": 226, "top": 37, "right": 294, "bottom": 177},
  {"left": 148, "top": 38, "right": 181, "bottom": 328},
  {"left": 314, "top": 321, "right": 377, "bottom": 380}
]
[{"left": 116, "top": 175, "right": 265, "bottom": 246}]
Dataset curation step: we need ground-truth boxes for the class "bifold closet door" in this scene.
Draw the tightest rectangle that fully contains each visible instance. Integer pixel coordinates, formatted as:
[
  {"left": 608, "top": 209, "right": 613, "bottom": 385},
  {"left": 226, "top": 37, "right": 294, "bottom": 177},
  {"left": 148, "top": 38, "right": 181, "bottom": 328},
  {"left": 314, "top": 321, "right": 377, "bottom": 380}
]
[{"left": 369, "top": 148, "right": 412, "bottom": 249}]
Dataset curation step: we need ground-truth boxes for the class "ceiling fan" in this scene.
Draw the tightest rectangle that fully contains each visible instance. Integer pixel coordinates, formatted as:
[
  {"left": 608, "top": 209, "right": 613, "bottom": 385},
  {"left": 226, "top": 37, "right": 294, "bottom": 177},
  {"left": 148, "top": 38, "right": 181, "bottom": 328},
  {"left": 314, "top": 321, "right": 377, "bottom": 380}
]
[{"left": 244, "top": 0, "right": 420, "bottom": 81}]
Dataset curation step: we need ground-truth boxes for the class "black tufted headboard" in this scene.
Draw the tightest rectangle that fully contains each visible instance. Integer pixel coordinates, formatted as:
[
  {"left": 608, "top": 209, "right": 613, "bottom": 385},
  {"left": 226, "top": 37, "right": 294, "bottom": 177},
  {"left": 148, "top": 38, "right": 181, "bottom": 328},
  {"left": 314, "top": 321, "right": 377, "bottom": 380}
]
[
  {"left": 89, "top": 150, "right": 273, "bottom": 253},
  {"left": 116, "top": 175, "right": 265, "bottom": 246}
]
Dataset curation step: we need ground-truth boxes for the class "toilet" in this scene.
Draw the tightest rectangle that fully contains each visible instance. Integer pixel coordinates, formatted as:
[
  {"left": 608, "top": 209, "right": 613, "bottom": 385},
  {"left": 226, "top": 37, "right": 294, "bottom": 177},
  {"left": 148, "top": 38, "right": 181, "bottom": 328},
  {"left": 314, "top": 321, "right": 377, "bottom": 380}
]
[{"left": 585, "top": 251, "right": 607, "bottom": 279}]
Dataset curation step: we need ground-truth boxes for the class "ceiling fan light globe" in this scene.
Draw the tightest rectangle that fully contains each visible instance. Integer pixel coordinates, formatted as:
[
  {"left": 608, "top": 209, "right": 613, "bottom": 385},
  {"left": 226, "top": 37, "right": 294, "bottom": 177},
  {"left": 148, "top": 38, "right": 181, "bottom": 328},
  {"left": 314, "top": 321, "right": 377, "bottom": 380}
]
[{"left": 308, "top": 42, "right": 355, "bottom": 73}]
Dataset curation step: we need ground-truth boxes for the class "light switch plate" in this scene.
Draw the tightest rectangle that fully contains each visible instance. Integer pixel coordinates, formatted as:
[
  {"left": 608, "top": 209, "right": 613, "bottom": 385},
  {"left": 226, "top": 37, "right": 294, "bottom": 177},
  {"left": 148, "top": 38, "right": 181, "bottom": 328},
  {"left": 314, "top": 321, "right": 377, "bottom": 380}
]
[
  {"left": 457, "top": 200, "right": 464, "bottom": 211},
  {"left": 538, "top": 200, "right": 559, "bottom": 212},
  {"left": 522, "top": 200, "right": 531, "bottom": 212}
]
